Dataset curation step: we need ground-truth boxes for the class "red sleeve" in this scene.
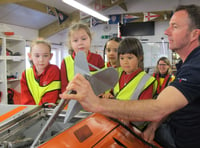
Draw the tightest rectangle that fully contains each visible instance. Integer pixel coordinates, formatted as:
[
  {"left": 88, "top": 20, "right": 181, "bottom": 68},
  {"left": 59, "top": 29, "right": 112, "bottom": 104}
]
[
  {"left": 138, "top": 84, "right": 154, "bottom": 100},
  {"left": 39, "top": 65, "right": 61, "bottom": 105},
  {"left": 88, "top": 53, "right": 105, "bottom": 71},
  {"left": 20, "top": 71, "right": 36, "bottom": 105},
  {"left": 61, "top": 59, "right": 69, "bottom": 93}
]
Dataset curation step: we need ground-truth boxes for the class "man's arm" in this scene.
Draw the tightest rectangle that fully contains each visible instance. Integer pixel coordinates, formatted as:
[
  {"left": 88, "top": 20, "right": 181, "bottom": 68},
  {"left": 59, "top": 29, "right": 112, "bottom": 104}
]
[
  {"left": 97, "top": 86, "right": 188, "bottom": 121},
  {"left": 60, "top": 74, "right": 188, "bottom": 122}
]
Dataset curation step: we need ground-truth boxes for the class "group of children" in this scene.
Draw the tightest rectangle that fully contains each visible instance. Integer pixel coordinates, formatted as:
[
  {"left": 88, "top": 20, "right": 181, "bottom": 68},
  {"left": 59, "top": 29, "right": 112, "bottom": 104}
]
[
  {"left": 20, "top": 23, "right": 105, "bottom": 105},
  {"left": 20, "top": 22, "right": 175, "bottom": 117}
]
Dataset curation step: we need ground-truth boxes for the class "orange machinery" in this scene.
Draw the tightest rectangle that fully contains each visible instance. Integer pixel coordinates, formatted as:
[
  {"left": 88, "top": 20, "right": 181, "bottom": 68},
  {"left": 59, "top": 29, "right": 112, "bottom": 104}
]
[
  {"left": 39, "top": 113, "right": 161, "bottom": 148},
  {"left": 0, "top": 104, "right": 161, "bottom": 148}
]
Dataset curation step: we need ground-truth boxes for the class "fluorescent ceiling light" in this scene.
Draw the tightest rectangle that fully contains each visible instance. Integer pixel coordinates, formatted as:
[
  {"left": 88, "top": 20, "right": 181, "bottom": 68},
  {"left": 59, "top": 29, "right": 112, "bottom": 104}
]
[{"left": 62, "top": 0, "right": 109, "bottom": 22}]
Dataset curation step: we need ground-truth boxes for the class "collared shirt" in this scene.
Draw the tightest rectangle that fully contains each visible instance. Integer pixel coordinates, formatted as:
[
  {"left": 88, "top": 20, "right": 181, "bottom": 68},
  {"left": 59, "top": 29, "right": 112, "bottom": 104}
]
[
  {"left": 20, "top": 64, "right": 60, "bottom": 105},
  {"left": 105, "top": 62, "right": 118, "bottom": 68},
  {"left": 117, "top": 68, "right": 156, "bottom": 100},
  {"left": 169, "top": 46, "right": 200, "bottom": 147}
]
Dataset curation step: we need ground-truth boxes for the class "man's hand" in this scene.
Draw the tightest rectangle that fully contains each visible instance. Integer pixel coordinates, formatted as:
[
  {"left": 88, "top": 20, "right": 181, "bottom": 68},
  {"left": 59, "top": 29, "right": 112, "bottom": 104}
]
[
  {"left": 141, "top": 122, "right": 158, "bottom": 143},
  {"left": 59, "top": 74, "right": 100, "bottom": 113}
]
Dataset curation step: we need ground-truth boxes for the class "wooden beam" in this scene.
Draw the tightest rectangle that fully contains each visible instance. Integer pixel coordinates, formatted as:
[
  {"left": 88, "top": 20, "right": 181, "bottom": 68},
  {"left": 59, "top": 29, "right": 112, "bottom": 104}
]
[
  {"left": 0, "top": 0, "right": 30, "bottom": 5},
  {"left": 80, "top": 0, "right": 127, "bottom": 20},
  {"left": 107, "top": 0, "right": 127, "bottom": 10},
  {"left": 1, "top": 0, "right": 127, "bottom": 38},
  {"left": 122, "top": 10, "right": 172, "bottom": 23},
  {"left": 94, "top": 0, "right": 111, "bottom": 7},
  {"left": 16, "top": 1, "right": 49, "bottom": 14},
  {"left": 119, "top": 2, "right": 127, "bottom": 11},
  {"left": 16, "top": 0, "right": 74, "bottom": 38},
  {"left": 39, "top": 11, "right": 80, "bottom": 38},
  {"left": 90, "top": 0, "right": 126, "bottom": 11}
]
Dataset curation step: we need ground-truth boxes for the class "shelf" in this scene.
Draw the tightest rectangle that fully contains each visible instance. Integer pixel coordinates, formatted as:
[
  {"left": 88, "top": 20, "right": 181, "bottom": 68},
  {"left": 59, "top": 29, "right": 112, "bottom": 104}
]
[
  {"left": 7, "top": 79, "right": 20, "bottom": 82},
  {"left": 6, "top": 56, "right": 25, "bottom": 61},
  {"left": 0, "top": 36, "right": 25, "bottom": 104}
]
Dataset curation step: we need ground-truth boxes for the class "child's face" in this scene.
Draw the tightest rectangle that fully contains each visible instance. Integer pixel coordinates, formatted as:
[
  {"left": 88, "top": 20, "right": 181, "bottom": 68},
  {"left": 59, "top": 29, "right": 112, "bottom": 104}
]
[
  {"left": 119, "top": 53, "right": 139, "bottom": 74},
  {"left": 29, "top": 43, "right": 52, "bottom": 74},
  {"left": 70, "top": 28, "right": 91, "bottom": 55},
  {"left": 105, "top": 40, "right": 119, "bottom": 65}
]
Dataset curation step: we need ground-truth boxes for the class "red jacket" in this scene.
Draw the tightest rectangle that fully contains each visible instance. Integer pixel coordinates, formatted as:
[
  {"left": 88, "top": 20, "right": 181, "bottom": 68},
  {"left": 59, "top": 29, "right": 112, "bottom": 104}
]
[{"left": 20, "top": 64, "right": 61, "bottom": 105}]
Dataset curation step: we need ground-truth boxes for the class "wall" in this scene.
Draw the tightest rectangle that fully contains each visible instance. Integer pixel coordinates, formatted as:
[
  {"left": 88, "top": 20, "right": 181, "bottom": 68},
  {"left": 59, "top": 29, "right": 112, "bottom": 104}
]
[
  {"left": 1, "top": 23, "right": 38, "bottom": 41},
  {"left": 99, "top": 0, "right": 199, "bottom": 67},
  {"left": 104, "top": 0, "right": 199, "bottom": 14},
  {"left": 44, "top": 0, "right": 200, "bottom": 51},
  {"left": 89, "top": 22, "right": 171, "bottom": 67}
]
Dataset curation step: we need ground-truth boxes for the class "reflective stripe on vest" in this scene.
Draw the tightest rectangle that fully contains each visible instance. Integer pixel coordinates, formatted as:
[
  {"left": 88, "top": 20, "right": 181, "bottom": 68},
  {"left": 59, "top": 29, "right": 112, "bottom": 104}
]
[
  {"left": 114, "top": 70, "right": 157, "bottom": 100},
  {"left": 65, "top": 56, "right": 74, "bottom": 82},
  {"left": 131, "top": 73, "right": 151, "bottom": 100},
  {"left": 26, "top": 68, "right": 61, "bottom": 105},
  {"left": 104, "top": 62, "right": 109, "bottom": 68},
  {"left": 64, "top": 55, "right": 102, "bottom": 80}
]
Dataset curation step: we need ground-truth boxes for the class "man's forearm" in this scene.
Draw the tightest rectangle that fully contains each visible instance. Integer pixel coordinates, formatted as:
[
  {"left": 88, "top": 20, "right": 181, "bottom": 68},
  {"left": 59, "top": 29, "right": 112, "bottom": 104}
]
[{"left": 97, "top": 98, "right": 163, "bottom": 122}]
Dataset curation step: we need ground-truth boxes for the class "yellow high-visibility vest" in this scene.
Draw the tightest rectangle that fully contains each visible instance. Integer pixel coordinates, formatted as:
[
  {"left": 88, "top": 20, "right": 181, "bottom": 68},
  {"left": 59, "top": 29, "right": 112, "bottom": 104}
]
[
  {"left": 64, "top": 55, "right": 102, "bottom": 80},
  {"left": 114, "top": 68, "right": 157, "bottom": 100},
  {"left": 26, "top": 68, "right": 61, "bottom": 105}
]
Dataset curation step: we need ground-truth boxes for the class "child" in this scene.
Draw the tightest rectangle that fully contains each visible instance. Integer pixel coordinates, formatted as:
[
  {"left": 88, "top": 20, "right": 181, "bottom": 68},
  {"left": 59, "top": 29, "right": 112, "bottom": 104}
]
[
  {"left": 20, "top": 38, "right": 61, "bottom": 105},
  {"left": 60, "top": 23, "right": 105, "bottom": 93},
  {"left": 104, "top": 38, "right": 157, "bottom": 130},
  {"left": 103, "top": 37, "right": 122, "bottom": 68},
  {"left": 153, "top": 57, "right": 175, "bottom": 96},
  {"left": 105, "top": 38, "right": 157, "bottom": 100}
]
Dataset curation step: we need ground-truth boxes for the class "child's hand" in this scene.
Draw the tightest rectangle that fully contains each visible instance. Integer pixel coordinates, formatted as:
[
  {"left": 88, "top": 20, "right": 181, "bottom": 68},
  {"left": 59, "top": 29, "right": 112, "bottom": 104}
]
[{"left": 102, "top": 92, "right": 114, "bottom": 99}]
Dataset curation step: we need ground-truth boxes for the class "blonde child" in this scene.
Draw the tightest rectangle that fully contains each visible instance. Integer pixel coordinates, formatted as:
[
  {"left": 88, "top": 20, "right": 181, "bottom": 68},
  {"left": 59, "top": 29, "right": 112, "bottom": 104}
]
[
  {"left": 60, "top": 23, "right": 105, "bottom": 93},
  {"left": 20, "top": 38, "right": 61, "bottom": 105}
]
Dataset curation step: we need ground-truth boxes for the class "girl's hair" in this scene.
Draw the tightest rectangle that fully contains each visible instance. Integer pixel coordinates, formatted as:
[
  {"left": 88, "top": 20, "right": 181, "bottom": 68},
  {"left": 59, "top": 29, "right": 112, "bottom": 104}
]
[
  {"left": 67, "top": 23, "right": 92, "bottom": 50},
  {"left": 103, "top": 37, "right": 122, "bottom": 60},
  {"left": 30, "top": 37, "right": 51, "bottom": 52},
  {"left": 29, "top": 37, "right": 51, "bottom": 66},
  {"left": 155, "top": 57, "right": 172, "bottom": 74},
  {"left": 118, "top": 38, "right": 144, "bottom": 70}
]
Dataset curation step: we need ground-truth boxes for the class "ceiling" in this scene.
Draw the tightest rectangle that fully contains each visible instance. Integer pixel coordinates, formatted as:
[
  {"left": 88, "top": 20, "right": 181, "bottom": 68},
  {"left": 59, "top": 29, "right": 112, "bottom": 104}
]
[{"left": 0, "top": 0, "right": 127, "bottom": 38}]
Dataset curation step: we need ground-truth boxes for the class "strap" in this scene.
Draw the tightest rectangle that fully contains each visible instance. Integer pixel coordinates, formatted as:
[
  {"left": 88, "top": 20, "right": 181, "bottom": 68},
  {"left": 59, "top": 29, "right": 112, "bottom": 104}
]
[
  {"left": 130, "top": 73, "right": 152, "bottom": 130},
  {"left": 131, "top": 73, "right": 151, "bottom": 100}
]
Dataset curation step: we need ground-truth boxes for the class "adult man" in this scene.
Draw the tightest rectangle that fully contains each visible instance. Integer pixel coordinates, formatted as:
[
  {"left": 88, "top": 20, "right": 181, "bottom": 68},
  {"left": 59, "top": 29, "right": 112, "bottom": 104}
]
[{"left": 60, "top": 5, "right": 200, "bottom": 148}]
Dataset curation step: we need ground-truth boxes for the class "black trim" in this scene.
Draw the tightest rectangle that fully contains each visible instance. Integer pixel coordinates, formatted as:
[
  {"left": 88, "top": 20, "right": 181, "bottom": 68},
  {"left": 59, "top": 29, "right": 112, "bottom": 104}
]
[{"left": 110, "top": 118, "right": 159, "bottom": 148}]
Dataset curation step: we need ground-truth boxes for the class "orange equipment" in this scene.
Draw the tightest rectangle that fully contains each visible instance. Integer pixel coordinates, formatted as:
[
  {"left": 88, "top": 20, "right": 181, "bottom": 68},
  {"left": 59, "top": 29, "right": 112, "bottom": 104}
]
[{"left": 39, "top": 113, "right": 162, "bottom": 148}]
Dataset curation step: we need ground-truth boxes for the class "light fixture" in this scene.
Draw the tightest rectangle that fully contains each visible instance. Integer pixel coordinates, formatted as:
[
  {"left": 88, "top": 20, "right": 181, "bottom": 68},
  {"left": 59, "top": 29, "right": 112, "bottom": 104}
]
[{"left": 62, "top": 0, "right": 109, "bottom": 22}]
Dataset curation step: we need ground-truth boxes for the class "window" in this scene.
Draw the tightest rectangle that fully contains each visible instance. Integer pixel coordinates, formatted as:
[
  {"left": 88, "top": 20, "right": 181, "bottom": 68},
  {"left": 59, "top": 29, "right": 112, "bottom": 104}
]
[{"left": 25, "top": 46, "right": 31, "bottom": 69}]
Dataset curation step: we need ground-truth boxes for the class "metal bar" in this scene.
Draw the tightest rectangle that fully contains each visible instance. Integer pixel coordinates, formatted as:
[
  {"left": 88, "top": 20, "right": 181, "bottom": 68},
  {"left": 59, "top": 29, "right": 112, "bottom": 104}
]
[{"left": 30, "top": 98, "right": 68, "bottom": 147}]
